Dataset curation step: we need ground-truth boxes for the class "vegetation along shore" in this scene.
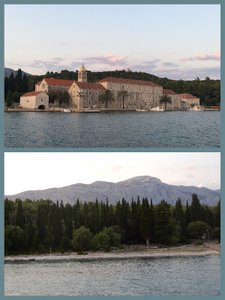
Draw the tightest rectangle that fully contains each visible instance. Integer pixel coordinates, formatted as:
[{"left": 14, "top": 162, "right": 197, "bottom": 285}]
[{"left": 5, "top": 194, "right": 220, "bottom": 256}]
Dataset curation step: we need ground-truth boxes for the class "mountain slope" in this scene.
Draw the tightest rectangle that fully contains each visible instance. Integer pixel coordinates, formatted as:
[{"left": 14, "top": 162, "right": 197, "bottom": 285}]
[
  {"left": 5, "top": 176, "right": 220, "bottom": 206},
  {"left": 4, "top": 68, "right": 30, "bottom": 77}
]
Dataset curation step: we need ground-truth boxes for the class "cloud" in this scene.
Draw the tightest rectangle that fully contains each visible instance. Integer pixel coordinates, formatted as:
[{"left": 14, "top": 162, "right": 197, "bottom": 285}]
[
  {"left": 130, "top": 58, "right": 220, "bottom": 79},
  {"left": 16, "top": 52, "right": 220, "bottom": 79},
  {"left": 153, "top": 66, "right": 220, "bottom": 80},
  {"left": 163, "top": 62, "right": 179, "bottom": 67},
  {"left": 181, "top": 52, "right": 220, "bottom": 62},
  {"left": 28, "top": 58, "right": 69, "bottom": 72},
  {"left": 84, "top": 53, "right": 127, "bottom": 67},
  {"left": 131, "top": 59, "right": 160, "bottom": 73},
  {"left": 6, "top": 61, "right": 24, "bottom": 68}
]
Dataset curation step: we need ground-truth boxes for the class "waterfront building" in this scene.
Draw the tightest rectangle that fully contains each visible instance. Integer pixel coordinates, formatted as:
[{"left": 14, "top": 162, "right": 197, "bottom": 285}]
[
  {"left": 177, "top": 93, "right": 200, "bottom": 109},
  {"left": 163, "top": 89, "right": 179, "bottom": 110},
  {"left": 20, "top": 65, "right": 200, "bottom": 111},
  {"left": 98, "top": 77, "right": 163, "bottom": 110},
  {"left": 20, "top": 91, "right": 49, "bottom": 110},
  {"left": 69, "top": 81, "right": 105, "bottom": 110}
]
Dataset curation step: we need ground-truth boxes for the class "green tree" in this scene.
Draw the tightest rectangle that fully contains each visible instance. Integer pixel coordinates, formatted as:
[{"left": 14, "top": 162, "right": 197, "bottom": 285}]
[
  {"left": 139, "top": 198, "right": 151, "bottom": 247},
  {"left": 129, "top": 199, "right": 141, "bottom": 243},
  {"left": 92, "top": 230, "right": 110, "bottom": 251},
  {"left": 99, "top": 89, "right": 114, "bottom": 108},
  {"left": 4, "top": 76, "right": 9, "bottom": 99},
  {"left": 64, "top": 203, "right": 73, "bottom": 239},
  {"left": 190, "top": 194, "right": 203, "bottom": 222},
  {"left": 159, "top": 95, "right": 172, "bottom": 110},
  {"left": 187, "top": 221, "right": 211, "bottom": 239},
  {"left": 36, "top": 204, "right": 47, "bottom": 243},
  {"left": 15, "top": 199, "right": 25, "bottom": 229},
  {"left": 114, "top": 198, "right": 130, "bottom": 243},
  {"left": 5, "top": 90, "right": 14, "bottom": 107},
  {"left": 52, "top": 202, "right": 63, "bottom": 248},
  {"left": 173, "top": 198, "right": 186, "bottom": 241},
  {"left": 5, "top": 225, "right": 26, "bottom": 253},
  {"left": 15, "top": 69, "right": 23, "bottom": 93},
  {"left": 44, "top": 222, "right": 54, "bottom": 253},
  {"left": 5, "top": 198, "right": 15, "bottom": 225},
  {"left": 155, "top": 200, "right": 180, "bottom": 245},
  {"left": 73, "top": 199, "right": 82, "bottom": 229},
  {"left": 72, "top": 226, "right": 92, "bottom": 253},
  {"left": 22, "top": 74, "right": 29, "bottom": 92},
  {"left": 91, "top": 227, "right": 121, "bottom": 252},
  {"left": 213, "top": 200, "right": 220, "bottom": 228},
  {"left": 118, "top": 90, "right": 129, "bottom": 109},
  {"left": 8, "top": 73, "right": 15, "bottom": 92},
  {"left": 185, "top": 201, "right": 191, "bottom": 225},
  {"left": 58, "top": 91, "right": 70, "bottom": 107}
]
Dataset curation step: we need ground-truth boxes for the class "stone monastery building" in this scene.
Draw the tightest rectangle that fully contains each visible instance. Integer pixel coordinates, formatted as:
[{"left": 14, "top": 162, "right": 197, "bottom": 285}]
[{"left": 20, "top": 65, "right": 200, "bottom": 111}]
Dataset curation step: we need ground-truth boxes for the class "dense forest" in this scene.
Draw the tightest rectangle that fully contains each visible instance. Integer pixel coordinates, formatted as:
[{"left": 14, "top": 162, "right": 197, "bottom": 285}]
[
  {"left": 4, "top": 68, "right": 220, "bottom": 107},
  {"left": 5, "top": 195, "right": 220, "bottom": 255}
]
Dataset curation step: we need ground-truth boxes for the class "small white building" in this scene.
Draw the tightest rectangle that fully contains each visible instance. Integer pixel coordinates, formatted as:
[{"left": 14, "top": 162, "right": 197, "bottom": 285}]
[
  {"left": 177, "top": 93, "right": 200, "bottom": 109},
  {"left": 20, "top": 91, "right": 49, "bottom": 109}
]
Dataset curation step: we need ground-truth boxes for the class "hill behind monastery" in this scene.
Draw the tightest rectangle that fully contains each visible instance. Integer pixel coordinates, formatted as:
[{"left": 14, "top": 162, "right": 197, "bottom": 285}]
[
  {"left": 6, "top": 176, "right": 220, "bottom": 206},
  {"left": 4, "top": 67, "right": 220, "bottom": 106}
]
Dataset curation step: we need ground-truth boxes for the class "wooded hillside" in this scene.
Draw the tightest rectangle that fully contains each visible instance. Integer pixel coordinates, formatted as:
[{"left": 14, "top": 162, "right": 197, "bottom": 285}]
[{"left": 5, "top": 69, "right": 220, "bottom": 107}]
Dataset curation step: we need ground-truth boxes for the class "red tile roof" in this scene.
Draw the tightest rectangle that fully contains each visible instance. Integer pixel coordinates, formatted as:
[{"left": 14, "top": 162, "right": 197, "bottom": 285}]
[
  {"left": 163, "top": 89, "right": 177, "bottom": 95},
  {"left": 76, "top": 82, "right": 105, "bottom": 90},
  {"left": 99, "top": 77, "right": 160, "bottom": 87},
  {"left": 178, "top": 93, "right": 199, "bottom": 99},
  {"left": 21, "top": 91, "right": 45, "bottom": 97},
  {"left": 44, "top": 78, "right": 74, "bottom": 87}
]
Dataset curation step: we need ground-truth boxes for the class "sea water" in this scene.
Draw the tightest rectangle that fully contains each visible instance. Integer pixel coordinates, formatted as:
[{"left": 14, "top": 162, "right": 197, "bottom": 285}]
[
  {"left": 4, "top": 111, "right": 220, "bottom": 148},
  {"left": 4, "top": 255, "right": 220, "bottom": 296}
]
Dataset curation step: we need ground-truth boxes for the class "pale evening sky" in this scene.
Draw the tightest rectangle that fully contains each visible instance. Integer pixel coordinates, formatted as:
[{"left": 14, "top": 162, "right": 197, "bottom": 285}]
[
  {"left": 5, "top": 152, "right": 220, "bottom": 195},
  {"left": 4, "top": 4, "right": 220, "bottom": 80}
]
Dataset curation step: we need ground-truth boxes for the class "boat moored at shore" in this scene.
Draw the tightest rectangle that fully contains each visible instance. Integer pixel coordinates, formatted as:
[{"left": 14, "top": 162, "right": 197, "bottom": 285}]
[
  {"left": 150, "top": 106, "right": 165, "bottom": 112},
  {"left": 189, "top": 105, "right": 205, "bottom": 111}
]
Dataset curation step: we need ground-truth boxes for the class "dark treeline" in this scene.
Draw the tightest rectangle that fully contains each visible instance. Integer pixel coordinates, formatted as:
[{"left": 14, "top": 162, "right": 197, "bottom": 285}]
[
  {"left": 4, "top": 69, "right": 29, "bottom": 107},
  {"left": 5, "top": 69, "right": 220, "bottom": 107},
  {"left": 5, "top": 195, "right": 220, "bottom": 255}
]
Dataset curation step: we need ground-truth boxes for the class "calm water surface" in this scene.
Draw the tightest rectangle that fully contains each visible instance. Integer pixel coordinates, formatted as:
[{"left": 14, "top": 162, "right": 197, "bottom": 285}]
[
  {"left": 5, "top": 256, "right": 220, "bottom": 296},
  {"left": 4, "top": 111, "right": 220, "bottom": 148}
]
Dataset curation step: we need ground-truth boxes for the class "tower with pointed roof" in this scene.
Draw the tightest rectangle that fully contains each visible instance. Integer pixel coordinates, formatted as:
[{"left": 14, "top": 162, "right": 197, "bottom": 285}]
[{"left": 78, "top": 64, "right": 87, "bottom": 83}]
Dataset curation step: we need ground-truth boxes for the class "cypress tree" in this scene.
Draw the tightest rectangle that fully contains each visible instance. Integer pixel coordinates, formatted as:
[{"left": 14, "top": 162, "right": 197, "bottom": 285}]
[
  {"left": 174, "top": 198, "right": 186, "bottom": 241},
  {"left": 15, "top": 199, "right": 25, "bottom": 229},
  {"left": 185, "top": 201, "right": 191, "bottom": 226},
  {"left": 155, "top": 200, "right": 172, "bottom": 245},
  {"left": 190, "top": 194, "right": 203, "bottom": 222},
  {"left": 15, "top": 69, "right": 23, "bottom": 93},
  {"left": 139, "top": 198, "right": 153, "bottom": 247}
]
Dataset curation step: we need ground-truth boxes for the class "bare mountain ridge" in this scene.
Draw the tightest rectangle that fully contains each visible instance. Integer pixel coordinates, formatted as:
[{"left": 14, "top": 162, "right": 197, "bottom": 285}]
[{"left": 6, "top": 176, "right": 220, "bottom": 206}]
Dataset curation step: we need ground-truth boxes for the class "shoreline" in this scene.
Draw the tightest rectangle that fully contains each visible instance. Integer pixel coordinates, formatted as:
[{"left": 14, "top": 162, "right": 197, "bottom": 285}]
[
  {"left": 5, "top": 242, "right": 220, "bottom": 263},
  {"left": 4, "top": 108, "right": 221, "bottom": 113}
]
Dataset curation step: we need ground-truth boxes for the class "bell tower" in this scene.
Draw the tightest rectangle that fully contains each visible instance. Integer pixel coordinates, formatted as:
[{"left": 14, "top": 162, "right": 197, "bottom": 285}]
[{"left": 78, "top": 64, "right": 87, "bottom": 82}]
